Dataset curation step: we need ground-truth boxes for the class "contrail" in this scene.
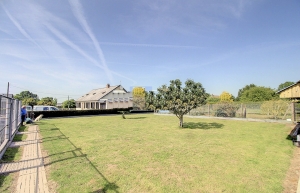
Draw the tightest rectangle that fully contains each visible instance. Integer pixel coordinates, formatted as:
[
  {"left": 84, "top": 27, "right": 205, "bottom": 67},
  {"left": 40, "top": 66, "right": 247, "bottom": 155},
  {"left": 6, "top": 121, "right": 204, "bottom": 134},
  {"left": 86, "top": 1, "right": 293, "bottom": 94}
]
[
  {"left": 99, "top": 42, "right": 202, "bottom": 49},
  {"left": 69, "top": 0, "right": 114, "bottom": 83},
  {"left": 45, "top": 23, "right": 105, "bottom": 70},
  {"left": 1, "top": 2, "right": 47, "bottom": 54}
]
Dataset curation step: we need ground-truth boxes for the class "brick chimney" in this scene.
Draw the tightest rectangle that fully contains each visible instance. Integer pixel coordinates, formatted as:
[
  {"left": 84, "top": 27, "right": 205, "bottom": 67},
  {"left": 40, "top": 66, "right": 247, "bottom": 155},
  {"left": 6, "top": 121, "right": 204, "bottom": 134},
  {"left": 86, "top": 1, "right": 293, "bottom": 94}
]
[{"left": 106, "top": 84, "right": 110, "bottom": 88}]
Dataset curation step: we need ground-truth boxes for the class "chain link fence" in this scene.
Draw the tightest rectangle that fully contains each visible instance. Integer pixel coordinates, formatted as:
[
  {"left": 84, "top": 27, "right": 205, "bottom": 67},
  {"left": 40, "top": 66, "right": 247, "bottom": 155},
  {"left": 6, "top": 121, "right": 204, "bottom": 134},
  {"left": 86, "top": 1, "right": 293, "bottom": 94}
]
[
  {"left": 189, "top": 101, "right": 298, "bottom": 121},
  {"left": 0, "top": 95, "right": 21, "bottom": 159}
]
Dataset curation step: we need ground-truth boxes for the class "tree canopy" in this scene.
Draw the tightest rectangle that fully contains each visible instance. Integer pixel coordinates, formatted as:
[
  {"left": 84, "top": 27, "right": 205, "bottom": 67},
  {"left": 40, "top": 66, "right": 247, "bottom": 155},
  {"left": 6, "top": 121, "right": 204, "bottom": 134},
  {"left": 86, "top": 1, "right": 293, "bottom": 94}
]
[
  {"left": 132, "top": 87, "right": 146, "bottom": 110},
  {"left": 37, "top": 97, "right": 57, "bottom": 106},
  {"left": 206, "top": 95, "right": 220, "bottom": 104},
  {"left": 14, "top": 91, "right": 39, "bottom": 100},
  {"left": 239, "top": 86, "right": 277, "bottom": 102},
  {"left": 147, "top": 79, "right": 207, "bottom": 127},
  {"left": 220, "top": 91, "right": 234, "bottom": 102},
  {"left": 277, "top": 81, "right": 294, "bottom": 91},
  {"left": 23, "top": 98, "right": 38, "bottom": 107},
  {"left": 236, "top": 84, "right": 256, "bottom": 101},
  {"left": 14, "top": 91, "right": 39, "bottom": 106},
  {"left": 62, "top": 99, "right": 76, "bottom": 108},
  {"left": 132, "top": 87, "right": 145, "bottom": 97}
]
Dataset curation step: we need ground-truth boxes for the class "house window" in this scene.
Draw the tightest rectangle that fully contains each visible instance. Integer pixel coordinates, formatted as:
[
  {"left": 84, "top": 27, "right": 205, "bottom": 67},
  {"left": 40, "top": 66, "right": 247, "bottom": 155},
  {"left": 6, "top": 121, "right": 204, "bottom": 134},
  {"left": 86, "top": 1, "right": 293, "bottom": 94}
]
[
  {"left": 129, "top": 97, "right": 133, "bottom": 101},
  {"left": 108, "top": 99, "right": 113, "bottom": 103},
  {"left": 114, "top": 98, "right": 118, "bottom": 102},
  {"left": 119, "top": 98, "right": 124, "bottom": 102},
  {"left": 76, "top": 103, "right": 81, "bottom": 108},
  {"left": 124, "top": 98, "right": 128, "bottom": 102}
]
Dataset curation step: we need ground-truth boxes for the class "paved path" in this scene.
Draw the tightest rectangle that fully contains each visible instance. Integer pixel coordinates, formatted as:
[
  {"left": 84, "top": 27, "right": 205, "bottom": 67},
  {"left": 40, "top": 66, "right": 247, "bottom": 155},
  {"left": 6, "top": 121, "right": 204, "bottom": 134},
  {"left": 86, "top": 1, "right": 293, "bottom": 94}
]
[{"left": 0, "top": 125, "right": 49, "bottom": 193}]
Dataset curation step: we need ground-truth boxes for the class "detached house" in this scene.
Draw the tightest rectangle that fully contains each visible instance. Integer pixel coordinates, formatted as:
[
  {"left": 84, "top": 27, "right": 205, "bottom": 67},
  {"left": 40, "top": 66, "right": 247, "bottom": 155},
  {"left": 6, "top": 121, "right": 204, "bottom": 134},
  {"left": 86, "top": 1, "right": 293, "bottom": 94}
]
[{"left": 76, "top": 84, "right": 133, "bottom": 110}]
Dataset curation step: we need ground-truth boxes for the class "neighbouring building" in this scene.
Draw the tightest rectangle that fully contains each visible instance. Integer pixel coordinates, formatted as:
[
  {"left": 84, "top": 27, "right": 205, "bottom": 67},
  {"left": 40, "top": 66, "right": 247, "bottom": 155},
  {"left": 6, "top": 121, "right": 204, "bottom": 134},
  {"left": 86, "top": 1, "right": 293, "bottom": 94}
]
[
  {"left": 276, "top": 80, "right": 300, "bottom": 101},
  {"left": 76, "top": 84, "right": 133, "bottom": 110},
  {"left": 276, "top": 80, "right": 300, "bottom": 122}
]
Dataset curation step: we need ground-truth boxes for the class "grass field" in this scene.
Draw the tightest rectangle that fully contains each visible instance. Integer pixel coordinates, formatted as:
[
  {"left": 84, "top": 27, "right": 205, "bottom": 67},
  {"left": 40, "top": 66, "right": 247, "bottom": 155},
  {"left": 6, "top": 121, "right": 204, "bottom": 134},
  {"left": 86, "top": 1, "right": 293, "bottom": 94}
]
[
  {"left": 0, "top": 126, "right": 27, "bottom": 192},
  {"left": 32, "top": 114, "right": 295, "bottom": 193}
]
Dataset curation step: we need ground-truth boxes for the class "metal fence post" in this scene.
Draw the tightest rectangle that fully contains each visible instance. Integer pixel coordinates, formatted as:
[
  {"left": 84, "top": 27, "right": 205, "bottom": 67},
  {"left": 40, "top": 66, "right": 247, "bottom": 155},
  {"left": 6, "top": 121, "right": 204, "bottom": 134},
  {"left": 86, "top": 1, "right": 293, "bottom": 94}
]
[
  {"left": 5, "top": 98, "right": 10, "bottom": 141},
  {"left": 8, "top": 99, "right": 13, "bottom": 141},
  {"left": 291, "top": 102, "right": 296, "bottom": 122}
]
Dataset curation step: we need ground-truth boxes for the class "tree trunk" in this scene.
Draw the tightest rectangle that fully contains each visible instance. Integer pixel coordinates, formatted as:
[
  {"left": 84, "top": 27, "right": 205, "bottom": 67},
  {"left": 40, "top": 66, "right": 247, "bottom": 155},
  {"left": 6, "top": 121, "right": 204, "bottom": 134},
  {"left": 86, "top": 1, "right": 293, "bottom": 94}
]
[{"left": 179, "top": 116, "right": 184, "bottom": 127}]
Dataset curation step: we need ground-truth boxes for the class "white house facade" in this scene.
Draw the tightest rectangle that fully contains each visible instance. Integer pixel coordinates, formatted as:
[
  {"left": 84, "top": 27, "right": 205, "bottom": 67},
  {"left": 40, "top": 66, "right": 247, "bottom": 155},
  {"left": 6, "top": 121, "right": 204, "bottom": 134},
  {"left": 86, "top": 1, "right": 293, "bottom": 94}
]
[{"left": 76, "top": 84, "right": 133, "bottom": 110}]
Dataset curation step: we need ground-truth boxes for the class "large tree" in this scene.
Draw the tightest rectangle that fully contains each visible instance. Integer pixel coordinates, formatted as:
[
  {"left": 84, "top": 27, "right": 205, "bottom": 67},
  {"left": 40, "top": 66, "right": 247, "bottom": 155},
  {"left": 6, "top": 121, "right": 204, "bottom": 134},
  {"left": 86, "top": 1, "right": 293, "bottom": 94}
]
[
  {"left": 236, "top": 84, "right": 256, "bottom": 101},
  {"left": 239, "top": 86, "right": 277, "bottom": 102},
  {"left": 37, "top": 97, "right": 57, "bottom": 106},
  {"left": 14, "top": 91, "right": 39, "bottom": 106},
  {"left": 132, "top": 87, "right": 146, "bottom": 110},
  {"left": 62, "top": 99, "right": 76, "bottom": 108},
  {"left": 23, "top": 98, "right": 38, "bottom": 107},
  {"left": 220, "top": 91, "right": 234, "bottom": 102},
  {"left": 147, "top": 79, "right": 206, "bottom": 127},
  {"left": 14, "top": 91, "right": 39, "bottom": 100},
  {"left": 277, "top": 81, "right": 294, "bottom": 91}
]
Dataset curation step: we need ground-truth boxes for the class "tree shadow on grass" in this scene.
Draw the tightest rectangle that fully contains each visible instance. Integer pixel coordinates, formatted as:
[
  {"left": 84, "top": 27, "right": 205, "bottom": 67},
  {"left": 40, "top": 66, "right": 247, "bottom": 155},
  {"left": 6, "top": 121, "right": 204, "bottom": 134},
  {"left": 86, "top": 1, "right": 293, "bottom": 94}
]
[
  {"left": 126, "top": 117, "right": 146, "bottom": 119},
  {"left": 42, "top": 125, "right": 120, "bottom": 193},
  {"left": 0, "top": 147, "right": 20, "bottom": 163},
  {"left": 183, "top": 122, "right": 224, "bottom": 129},
  {"left": 90, "top": 182, "right": 119, "bottom": 193}
]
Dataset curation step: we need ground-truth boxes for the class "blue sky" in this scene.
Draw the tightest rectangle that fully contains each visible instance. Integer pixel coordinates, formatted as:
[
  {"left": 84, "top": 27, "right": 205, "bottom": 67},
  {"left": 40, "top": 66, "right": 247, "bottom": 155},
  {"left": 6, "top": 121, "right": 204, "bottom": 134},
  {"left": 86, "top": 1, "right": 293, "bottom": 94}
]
[{"left": 1, "top": 0, "right": 300, "bottom": 102}]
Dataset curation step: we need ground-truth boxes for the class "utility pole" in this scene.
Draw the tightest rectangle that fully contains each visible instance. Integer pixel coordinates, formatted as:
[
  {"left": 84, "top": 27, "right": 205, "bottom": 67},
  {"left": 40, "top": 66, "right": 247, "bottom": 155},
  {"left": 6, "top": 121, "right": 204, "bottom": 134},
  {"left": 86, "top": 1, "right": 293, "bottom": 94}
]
[
  {"left": 68, "top": 95, "right": 70, "bottom": 110},
  {"left": 7, "top": 82, "right": 9, "bottom": 97}
]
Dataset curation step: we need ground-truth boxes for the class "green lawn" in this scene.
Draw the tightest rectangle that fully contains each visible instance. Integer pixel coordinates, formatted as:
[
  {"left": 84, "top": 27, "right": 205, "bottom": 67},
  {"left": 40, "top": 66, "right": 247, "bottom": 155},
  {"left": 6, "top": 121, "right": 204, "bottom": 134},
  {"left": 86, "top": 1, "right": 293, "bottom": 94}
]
[
  {"left": 0, "top": 125, "right": 27, "bottom": 193},
  {"left": 37, "top": 114, "right": 294, "bottom": 193}
]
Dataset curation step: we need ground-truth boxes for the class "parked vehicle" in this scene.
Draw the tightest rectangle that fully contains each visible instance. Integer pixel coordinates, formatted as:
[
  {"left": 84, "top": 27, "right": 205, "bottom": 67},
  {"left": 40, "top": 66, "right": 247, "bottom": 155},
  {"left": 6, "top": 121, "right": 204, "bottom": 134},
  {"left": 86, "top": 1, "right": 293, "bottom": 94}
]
[
  {"left": 25, "top": 106, "right": 32, "bottom": 111},
  {"left": 33, "top": 106, "right": 59, "bottom": 111}
]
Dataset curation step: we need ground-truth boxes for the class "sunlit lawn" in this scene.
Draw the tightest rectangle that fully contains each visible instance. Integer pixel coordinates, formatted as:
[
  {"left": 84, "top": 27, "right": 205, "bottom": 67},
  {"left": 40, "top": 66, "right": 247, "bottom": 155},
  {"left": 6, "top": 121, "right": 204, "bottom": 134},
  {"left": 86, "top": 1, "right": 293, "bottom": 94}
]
[
  {"left": 38, "top": 114, "right": 294, "bottom": 193},
  {"left": 0, "top": 125, "right": 27, "bottom": 193}
]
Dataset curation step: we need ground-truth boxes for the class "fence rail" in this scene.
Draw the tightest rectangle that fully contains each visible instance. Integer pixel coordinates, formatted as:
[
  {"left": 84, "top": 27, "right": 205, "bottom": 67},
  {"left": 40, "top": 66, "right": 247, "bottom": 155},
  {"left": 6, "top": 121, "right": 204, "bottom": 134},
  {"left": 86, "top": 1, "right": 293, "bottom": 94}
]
[
  {"left": 189, "top": 102, "right": 299, "bottom": 121},
  {"left": 0, "top": 95, "right": 21, "bottom": 159}
]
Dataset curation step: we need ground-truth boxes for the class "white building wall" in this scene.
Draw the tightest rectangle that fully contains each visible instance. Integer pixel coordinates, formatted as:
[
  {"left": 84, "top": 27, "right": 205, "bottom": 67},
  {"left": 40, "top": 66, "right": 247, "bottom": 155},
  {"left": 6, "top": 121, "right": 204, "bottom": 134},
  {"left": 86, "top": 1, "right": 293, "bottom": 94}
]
[{"left": 103, "top": 92, "right": 133, "bottom": 109}]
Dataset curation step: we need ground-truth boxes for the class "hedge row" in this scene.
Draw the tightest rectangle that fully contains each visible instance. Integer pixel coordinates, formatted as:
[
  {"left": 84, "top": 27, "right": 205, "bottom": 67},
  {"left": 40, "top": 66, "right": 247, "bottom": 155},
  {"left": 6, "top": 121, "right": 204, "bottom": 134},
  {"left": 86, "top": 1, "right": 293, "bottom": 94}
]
[{"left": 29, "top": 108, "right": 133, "bottom": 118}]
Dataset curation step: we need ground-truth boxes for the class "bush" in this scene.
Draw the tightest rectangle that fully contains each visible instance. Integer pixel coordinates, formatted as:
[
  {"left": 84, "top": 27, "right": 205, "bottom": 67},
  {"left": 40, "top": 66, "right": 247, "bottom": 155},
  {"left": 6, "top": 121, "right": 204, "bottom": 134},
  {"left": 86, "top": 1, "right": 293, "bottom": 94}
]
[
  {"left": 214, "top": 102, "right": 239, "bottom": 117},
  {"left": 260, "top": 100, "right": 290, "bottom": 119}
]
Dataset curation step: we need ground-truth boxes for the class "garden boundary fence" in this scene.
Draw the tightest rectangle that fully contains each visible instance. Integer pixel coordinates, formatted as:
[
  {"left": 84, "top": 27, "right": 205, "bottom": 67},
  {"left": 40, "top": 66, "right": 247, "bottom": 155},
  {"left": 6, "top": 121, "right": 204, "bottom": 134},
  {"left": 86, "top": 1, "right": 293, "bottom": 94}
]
[
  {"left": 189, "top": 102, "right": 300, "bottom": 122},
  {"left": 0, "top": 95, "right": 21, "bottom": 159}
]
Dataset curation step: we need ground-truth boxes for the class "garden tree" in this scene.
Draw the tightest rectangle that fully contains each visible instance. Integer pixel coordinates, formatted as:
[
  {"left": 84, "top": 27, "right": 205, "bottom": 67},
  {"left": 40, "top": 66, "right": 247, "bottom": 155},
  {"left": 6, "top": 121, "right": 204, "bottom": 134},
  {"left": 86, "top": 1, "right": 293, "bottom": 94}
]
[
  {"left": 22, "top": 98, "right": 38, "bottom": 107},
  {"left": 62, "top": 99, "right": 76, "bottom": 108},
  {"left": 148, "top": 79, "right": 207, "bottom": 127},
  {"left": 236, "top": 84, "right": 256, "bottom": 101},
  {"left": 206, "top": 95, "right": 220, "bottom": 104},
  {"left": 37, "top": 97, "right": 57, "bottom": 106},
  {"left": 260, "top": 100, "right": 290, "bottom": 119},
  {"left": 14, "top": 91, "right": 39, "bottom": 101},
  {"left": 239, "top": 86, "right": 278, "bottom": 102},
  {"left": 277, "top": 81, "right": 294, "bottom": 91},
  {"left": 220, "top": 91, "right": 234, "bottom": 102},
  {"left": 145, "top": 90, "right": 156, "bottom": 110},
  {"left": 132, "top": 87, "right": 146, "bottom": 110}
]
